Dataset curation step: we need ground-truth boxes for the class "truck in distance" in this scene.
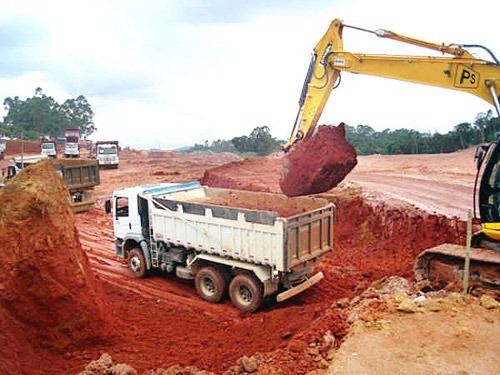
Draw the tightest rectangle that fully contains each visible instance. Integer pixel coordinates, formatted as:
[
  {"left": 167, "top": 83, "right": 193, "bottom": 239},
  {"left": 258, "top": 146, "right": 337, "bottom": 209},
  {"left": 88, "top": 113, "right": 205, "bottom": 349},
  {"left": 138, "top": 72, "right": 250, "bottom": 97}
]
[
  {"left": 40, "top": 139, "right": 57, "bottom": 158},
  {"left": 6, "top": 156, "right": 100, "bottom": 212},
  {"left": 106, "top": 181, "right": 335, "bottom": 312},
  {"left": 93, "top": 141, "right": 119, "bottom": 168},
  {"left": 0, "top": 140, "right": 6, "bottom": 160},
  {"left": 64, "top": 128, "right": 80, "bottom": 158}
]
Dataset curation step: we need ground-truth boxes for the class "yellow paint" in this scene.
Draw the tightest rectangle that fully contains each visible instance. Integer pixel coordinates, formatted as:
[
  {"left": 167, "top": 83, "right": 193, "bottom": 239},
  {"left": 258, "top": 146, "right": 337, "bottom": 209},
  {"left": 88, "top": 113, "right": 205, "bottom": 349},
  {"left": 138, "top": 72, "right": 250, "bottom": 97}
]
[{"left": 283, "top": 18, "right": 500, "bottom": 151}]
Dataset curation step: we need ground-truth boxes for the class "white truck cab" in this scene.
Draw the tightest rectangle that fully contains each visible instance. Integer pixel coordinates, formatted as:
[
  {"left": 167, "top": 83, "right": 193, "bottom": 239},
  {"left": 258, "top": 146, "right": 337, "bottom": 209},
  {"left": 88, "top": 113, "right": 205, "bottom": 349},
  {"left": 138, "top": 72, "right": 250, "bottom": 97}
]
[
  {"left": 40, "top": 141, "right": 57, "bottom": 158},
  {"left": 95, "top": 141, "right": 119, "bottom": 168}
]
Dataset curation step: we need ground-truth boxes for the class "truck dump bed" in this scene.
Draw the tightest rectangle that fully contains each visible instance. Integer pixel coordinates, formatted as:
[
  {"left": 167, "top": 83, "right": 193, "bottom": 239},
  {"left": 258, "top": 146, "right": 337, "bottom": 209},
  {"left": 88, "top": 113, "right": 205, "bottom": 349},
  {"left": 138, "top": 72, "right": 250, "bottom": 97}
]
[
  {"left": 146, "top": 184, "right": 335, "bottom": 272},
  {"left": 52, "top": 159, "right": 100, "bottom": 190}
]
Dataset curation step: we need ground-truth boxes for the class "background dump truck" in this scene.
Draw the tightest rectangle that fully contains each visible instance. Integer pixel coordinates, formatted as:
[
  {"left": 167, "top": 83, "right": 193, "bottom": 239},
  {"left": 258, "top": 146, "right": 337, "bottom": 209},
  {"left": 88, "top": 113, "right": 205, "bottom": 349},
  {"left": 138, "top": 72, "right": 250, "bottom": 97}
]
[
  {"left": 107, "top": 181, "right": 335, "bottom": 312},
  {"left": 0, "top": 140, "right": 6, "bottom": 160},
  {"left": 7, "top": 156, "right": 100, "bottom": 212},
  {"left": 40, "top": 139, "right": 57, "bottom": 158},
  {"left": 93, "top": 141, "right": 119, "bottom": 168},
  {"left": 64, "top": 128, "right": 80, "bottom": 158}
]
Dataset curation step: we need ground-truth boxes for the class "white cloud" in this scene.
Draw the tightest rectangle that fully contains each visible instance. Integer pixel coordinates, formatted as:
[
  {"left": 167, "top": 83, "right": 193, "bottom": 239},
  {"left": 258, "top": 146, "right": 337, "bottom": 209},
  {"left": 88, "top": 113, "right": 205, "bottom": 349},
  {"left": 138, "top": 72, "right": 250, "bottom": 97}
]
[{"left": 1, "top": 0, "right": 498, "bottom": 149}]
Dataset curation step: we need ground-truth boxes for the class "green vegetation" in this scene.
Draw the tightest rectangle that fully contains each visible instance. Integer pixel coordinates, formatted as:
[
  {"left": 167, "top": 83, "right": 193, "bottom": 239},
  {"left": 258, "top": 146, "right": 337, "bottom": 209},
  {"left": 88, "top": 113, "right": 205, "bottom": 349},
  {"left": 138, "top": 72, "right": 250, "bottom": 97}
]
[
  {"left": 345, "top": 110, "right": 500, "bottom": 155},
  {"left": 0, "top": 88, "right": 96, "bottom": 140},
  {"left": 186, "top": 126, "right": 283, "bottom": 156}
]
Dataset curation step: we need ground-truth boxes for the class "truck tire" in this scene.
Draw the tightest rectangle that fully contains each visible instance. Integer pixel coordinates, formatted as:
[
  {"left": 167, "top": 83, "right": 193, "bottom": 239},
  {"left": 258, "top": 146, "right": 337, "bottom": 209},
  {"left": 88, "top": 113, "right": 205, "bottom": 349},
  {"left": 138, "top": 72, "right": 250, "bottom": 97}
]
[
  {"left": 195, "top": 266, "right": 227, "bottom": 303},
  {"left": 229, "top": 273, "right": 264, "bottom": 312},
  {"left": 128, "top": 248, "right": 147, "bottom": 278}
]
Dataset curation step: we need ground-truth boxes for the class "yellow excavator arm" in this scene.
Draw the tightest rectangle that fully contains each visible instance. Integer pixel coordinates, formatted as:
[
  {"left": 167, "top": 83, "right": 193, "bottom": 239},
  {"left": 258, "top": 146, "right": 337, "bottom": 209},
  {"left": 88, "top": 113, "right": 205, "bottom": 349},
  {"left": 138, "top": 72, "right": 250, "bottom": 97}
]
[{"left": 283, "top": 18, "right": 500, "bottom": 151}]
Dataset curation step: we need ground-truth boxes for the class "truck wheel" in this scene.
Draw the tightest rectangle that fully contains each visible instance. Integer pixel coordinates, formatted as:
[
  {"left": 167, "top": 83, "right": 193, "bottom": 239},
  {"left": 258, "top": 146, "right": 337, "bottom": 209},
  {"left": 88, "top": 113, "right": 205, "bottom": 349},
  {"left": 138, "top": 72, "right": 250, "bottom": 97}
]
[
  {"left": 128, "top": 248, "right": 147, "bottom": 278},
  {"left": 195, "top": 266, "right": 227, "bottom": 303},
  {"left": 229, "top": 273, "right": 264, "bottom": 312}
]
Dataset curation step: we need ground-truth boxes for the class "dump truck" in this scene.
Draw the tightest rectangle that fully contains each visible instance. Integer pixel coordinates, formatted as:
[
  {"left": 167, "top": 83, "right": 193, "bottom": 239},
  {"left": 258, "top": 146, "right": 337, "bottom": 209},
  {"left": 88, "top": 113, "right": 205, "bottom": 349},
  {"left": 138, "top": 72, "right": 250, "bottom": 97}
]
[
  {"left": 93, "top": 141, "right": 119, "bottom": 168},
  {"left": 0, "top": 140, "right": 6, "bottom": 160},
  {"left": 106, "top": 181, "right": 335, "bottom": 312},
  {"left": 7, "top": 156, "right": 100, "bottom": 212},
  {"left": 64, "top": 128, "right": 80, "bottom": 158},
  {"left": 40, "top": 139, "right": 57, "bottom": 158}
]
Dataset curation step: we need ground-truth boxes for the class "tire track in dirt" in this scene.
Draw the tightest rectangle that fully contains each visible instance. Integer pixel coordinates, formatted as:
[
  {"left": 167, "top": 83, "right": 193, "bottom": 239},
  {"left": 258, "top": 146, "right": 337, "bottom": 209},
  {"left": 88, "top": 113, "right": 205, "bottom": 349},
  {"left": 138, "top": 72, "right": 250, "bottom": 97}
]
[{"left": 348, "top": 172, "right": 473, "bottom": 219}]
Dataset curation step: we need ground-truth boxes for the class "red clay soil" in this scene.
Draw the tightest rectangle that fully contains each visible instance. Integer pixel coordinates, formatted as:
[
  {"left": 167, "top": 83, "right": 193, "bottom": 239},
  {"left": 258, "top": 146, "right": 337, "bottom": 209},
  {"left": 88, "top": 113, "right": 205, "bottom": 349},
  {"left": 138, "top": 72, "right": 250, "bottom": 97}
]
[
  {"left": 0, "top": 151, "right": 471, "bottom": 374},
  {"left": 0, "top": 160, "right": 111, "bottom": 375},
  {"left": 280, "top": 124, "right": 357, "bottom": 196},
  {"left": 200, "top": 156, "right": 280, "bottom": 193},
  {"left": 71, "top": 189, "right": 467, "bottom": 375},
  {"left": 189, "top": 188, "right": 328, "bottom": 217},
  {"left": 2, "top": 139, "right": 41, "bottom": 155}
]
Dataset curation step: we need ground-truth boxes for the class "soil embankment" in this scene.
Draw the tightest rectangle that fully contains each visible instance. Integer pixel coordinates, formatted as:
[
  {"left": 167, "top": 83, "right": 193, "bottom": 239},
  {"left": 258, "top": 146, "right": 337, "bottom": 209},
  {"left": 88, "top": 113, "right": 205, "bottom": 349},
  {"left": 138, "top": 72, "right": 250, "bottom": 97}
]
[
  {"left": 0, "top": 149, "right": 487, "bottom": 374},
  {"left": 0, "top": 159, "right": 111, "bottom": 374}
]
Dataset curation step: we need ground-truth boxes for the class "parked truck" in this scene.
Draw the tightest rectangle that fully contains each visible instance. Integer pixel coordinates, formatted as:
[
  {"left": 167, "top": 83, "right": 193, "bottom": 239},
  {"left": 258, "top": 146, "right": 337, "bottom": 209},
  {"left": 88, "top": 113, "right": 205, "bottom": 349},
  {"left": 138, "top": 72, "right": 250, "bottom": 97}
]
[
  {"left": 64, "top": 128, "right": 80, "bottom": 158},
  {"left": 7, "top": 156, "right": 100, "bottom": 212},
  {"left": 0, "top": 140, "right": 6, "bottom": 160},
  {"left": 106, "top": 181, "right": 335, "bottom": 312},
  {"left": 93, "top": 141, "right": 119, "bottom": 168},
  {"left": 40, "top": 139, "right": 57, "bottom": 158}
]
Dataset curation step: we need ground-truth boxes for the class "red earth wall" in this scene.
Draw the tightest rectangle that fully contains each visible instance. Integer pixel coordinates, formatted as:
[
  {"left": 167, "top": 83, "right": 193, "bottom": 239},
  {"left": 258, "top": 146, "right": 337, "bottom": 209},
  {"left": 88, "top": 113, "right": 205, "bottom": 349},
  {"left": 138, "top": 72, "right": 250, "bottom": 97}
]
[{"left": 0, "top": 160, "right": 112, "bottom": 374}]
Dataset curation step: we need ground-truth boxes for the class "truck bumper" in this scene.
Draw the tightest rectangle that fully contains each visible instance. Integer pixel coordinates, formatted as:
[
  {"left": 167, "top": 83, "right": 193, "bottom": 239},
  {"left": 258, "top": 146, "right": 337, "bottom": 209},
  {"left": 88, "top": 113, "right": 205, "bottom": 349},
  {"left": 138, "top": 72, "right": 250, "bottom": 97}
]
[{"left": 276, "top": 271, "right": 324, "bottom": 302}]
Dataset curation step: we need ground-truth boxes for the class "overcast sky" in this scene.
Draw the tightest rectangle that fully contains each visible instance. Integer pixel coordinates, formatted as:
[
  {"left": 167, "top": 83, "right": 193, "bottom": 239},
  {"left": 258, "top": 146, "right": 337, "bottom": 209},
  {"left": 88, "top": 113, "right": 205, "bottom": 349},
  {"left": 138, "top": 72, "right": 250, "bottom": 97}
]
[{"left": 1, "top": 0, "right": 498, "bottom": 150}]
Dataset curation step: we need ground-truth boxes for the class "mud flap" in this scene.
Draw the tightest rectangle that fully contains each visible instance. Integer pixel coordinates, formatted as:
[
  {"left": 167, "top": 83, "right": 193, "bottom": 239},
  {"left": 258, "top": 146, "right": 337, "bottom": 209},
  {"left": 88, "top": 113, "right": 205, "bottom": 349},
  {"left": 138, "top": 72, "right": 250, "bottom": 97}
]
[{"left": 276, "top": 271, "right": 324, "bottom": 302}]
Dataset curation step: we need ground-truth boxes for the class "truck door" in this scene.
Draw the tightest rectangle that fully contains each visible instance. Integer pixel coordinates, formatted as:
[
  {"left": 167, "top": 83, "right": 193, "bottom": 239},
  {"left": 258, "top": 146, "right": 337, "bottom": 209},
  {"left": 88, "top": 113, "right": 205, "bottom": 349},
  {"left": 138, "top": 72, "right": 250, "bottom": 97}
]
[
  {"left": 113, "top": 196, "right": 131, "bottom": 240},
  {"left": 113, "top": 195, "right": 142, "bottom": 240}
]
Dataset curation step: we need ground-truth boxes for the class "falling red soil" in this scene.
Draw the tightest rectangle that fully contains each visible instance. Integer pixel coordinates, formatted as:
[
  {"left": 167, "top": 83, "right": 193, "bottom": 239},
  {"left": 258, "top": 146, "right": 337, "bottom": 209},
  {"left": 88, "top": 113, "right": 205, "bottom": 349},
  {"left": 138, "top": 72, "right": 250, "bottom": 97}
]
[
  {"left": 0, "top": 151, "right": 469, "bottom": 374},
  {"left": 280, "top": 124, "right": 357, "bottom": 197}
]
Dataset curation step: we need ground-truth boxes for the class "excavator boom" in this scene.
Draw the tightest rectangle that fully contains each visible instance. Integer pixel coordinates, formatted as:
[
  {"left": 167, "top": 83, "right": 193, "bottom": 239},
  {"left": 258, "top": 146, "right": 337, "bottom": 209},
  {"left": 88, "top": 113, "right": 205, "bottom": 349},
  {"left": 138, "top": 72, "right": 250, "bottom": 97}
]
[
  {"left": 281, "top": 18, "right": 500, "bottom": 294},
  {"left": 283, "top": 19, "right": 500, "bottom": 151}
]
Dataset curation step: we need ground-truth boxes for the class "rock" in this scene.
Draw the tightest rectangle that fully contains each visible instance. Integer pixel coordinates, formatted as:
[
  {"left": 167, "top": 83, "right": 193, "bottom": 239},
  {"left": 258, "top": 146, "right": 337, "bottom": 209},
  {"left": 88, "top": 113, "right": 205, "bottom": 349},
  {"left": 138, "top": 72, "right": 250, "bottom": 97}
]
[
  {"left": 424, "top": 299, "right": 443, "bottom": 312},
  {"left": 239, "top": 356, "right": 258, "bottom": 373},
  {"left": 397, "top": 298, "right": 419, "bottom": 313},
  {"left": 317, "top": 358, "right": 329, "bottom": 369},
  {"left": 111, "top": 363, "right": 138, "bottom": 375},
  {"left": 80, "top": 353, "right": 113, "bottom": 374},
  {"left": 413, "top": 295, "right": 426, "bottom": 304},
  {"left": 394, "top": 291, "right": 408, "bottom": 303},
  {"left": 320, "top": 331, "right": 336, "bottom": 353},
  {"left": 480, "top": 295, "right": 500, "bottom": 310}
]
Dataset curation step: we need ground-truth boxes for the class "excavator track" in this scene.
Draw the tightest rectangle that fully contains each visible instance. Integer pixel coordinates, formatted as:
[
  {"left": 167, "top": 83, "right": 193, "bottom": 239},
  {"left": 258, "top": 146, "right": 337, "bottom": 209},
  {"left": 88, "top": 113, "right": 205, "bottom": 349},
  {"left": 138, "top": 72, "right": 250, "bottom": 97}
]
[{"left": 415, "top": 244, "right": 500, "bottom": 291}]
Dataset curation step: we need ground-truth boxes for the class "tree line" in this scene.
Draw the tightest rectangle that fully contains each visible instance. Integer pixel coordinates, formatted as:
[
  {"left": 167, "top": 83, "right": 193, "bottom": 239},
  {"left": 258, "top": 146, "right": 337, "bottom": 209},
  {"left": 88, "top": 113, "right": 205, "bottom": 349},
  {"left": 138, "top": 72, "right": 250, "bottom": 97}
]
[
  {"left": 187, "top": 110, "right": 499, "bottom": 157},
  {"left": 187, "top": 126, "right": 283, "bottom": 156},
  {"left": 345, "top": 110, "right": 500, "bottom": 155},
  {"left": 0, "top": 88, "right": 96, "bottom": 140},
  {"left": 3, "top": 88, "right": 498, "bottom": 156}
]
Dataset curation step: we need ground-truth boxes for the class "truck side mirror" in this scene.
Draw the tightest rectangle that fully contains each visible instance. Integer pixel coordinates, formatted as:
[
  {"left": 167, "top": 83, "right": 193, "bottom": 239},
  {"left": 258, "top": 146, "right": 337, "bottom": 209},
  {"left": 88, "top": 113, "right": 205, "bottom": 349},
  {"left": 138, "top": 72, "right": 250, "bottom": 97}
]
[{"left": 105, "top": 199, "right": 112, "bottom": 214}]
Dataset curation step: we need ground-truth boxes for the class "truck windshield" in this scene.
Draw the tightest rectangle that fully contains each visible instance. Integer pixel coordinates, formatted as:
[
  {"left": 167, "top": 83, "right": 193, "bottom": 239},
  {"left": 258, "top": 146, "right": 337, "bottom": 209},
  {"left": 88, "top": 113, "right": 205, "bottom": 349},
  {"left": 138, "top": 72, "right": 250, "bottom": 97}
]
[
  {"left": 98, "top": 146, "right": 117, "bottom": 155},
  {"left": 42, "top": 144, "right": 55, "bottom": 149}
]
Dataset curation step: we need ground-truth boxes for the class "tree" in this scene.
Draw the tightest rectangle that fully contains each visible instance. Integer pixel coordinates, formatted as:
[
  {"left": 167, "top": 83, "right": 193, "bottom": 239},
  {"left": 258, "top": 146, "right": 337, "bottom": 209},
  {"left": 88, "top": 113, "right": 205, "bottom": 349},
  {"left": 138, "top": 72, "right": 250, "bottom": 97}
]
[
  {"left": 454, "top": 122, "right": 473, "bottom": 149},
  {"left": 61, "top": 95, "right": 96, "bottom": 138},
  {"left": 1, "top": 88, "right": 96, "bottom": 140}
]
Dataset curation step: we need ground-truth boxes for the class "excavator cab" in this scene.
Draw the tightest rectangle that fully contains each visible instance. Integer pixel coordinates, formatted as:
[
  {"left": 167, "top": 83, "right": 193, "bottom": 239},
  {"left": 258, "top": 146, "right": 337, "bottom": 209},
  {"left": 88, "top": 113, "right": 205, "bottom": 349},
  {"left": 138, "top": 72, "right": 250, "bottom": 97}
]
[{"left": 476, "top": 140, "right": 500, "bottom": 242}]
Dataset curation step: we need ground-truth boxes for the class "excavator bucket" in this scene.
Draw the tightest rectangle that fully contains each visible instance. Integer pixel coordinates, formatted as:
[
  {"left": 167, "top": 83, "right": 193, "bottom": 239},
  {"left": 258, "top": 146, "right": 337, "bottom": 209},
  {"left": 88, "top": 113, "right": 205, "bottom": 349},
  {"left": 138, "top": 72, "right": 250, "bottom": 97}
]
[{"left": 280, "top": 124, "right": 357, "bottom": 197}]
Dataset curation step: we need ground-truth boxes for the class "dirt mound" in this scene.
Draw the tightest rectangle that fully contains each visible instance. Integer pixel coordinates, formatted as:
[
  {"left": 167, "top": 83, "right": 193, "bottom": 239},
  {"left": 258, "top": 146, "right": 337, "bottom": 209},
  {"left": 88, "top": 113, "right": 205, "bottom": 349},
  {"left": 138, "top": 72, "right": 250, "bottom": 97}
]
[
  {"left": 200, "top": 156, "right": 281, "bottom": 192},
  {"left": 189, "top": 188, "right": 328, "bottom": 217},
  {"left": 280, "top": 124, "right": 357, "bottom": 196},
  {"left": 0, "top": 159, "right": 111, "bottom": 374}
]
